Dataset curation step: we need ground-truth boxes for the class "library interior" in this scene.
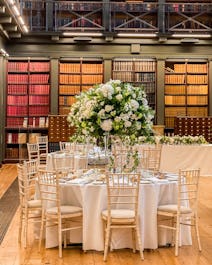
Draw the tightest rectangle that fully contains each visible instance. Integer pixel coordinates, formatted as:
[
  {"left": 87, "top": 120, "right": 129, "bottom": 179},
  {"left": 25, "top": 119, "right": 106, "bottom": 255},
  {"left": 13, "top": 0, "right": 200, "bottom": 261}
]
[{"left": 0, "top": 1, "right": 211, "bottom": 265}]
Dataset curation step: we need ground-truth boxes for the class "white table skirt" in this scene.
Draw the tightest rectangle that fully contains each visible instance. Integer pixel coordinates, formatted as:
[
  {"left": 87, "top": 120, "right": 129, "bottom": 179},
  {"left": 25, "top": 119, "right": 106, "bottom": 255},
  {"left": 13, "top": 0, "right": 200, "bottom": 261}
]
[
  {"left": 160, "top": 144, "right": 212, "bottom": 176},
  {"left": 43, "top": 181, "right": 192, "bottom": 251}
]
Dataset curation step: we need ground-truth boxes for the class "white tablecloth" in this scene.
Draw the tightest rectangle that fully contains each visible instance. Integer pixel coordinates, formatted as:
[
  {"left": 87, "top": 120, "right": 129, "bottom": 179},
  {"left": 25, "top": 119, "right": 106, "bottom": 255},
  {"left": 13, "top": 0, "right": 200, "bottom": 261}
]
[
  {"left": 160, "top": 144, "right": 212, "bottom": 176},
  {"left": 43, "top": 180, "right": 191, "bottom": 251}
]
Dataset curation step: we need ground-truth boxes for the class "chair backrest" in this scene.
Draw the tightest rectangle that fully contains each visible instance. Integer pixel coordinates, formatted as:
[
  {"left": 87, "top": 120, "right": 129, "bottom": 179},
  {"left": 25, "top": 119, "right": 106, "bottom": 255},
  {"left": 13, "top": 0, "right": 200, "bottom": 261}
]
[
  {"left": 59, "top": 141, "right": 72, "bottom": 152},
  {"left": 141, "top": 147, "right": 161, "bottom": 173},
  {"left": 106, "top": 171, "right": 140, "bottom": 216},
  {"left": 178, "top": 169, "right": 200, "bottom": 213},
  {"left": 52, "top": 153, "right": 75, "bottom": 172},
  {"left": 17, "top": 159, "right": 39, "bottom": 205},
  {"left": 17, "top": 163, "right": 26, "bottom": 207},
  {"left": 73, "top": 143, "right": 93, "bottom": 154},
  {"left": 36, "top": 135, "right": 48, "bottom": 164},
  {"left": 110, "top": 147, "right": 140, "bottom": 173},
  {"left": 38, "top": 170, "right": 63, "bottom": 211},
  {"left": 24, "top": 158, "right": 39, "bottom": 183},
  {"left": 27, "top": 143, "right": 40, "bottom": 161}
]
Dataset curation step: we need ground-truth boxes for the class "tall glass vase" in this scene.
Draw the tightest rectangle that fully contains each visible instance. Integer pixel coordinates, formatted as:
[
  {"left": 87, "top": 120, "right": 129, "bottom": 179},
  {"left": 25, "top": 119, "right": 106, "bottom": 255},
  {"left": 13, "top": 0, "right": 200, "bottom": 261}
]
[{"left": 104, "top": 132, "right": 110, "bottom": 156}]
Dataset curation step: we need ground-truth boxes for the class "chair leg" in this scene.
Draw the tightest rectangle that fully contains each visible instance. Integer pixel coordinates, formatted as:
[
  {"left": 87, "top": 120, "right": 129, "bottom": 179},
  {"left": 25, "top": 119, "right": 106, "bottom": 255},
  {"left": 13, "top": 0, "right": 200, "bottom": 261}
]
[
  {"left": 171, "top": 217, "right": 175, "bottom": 247},
  {"left": 175, "top": 216, "right": 180, "bottom": 256},
  {"left": 18, "top": 209, "right": 23, "bottom": 244},
  {"left": 58, "top": 220, "right": 63, "bottom": 258},
  {"left": 132, "top": 228, "right": 136, "bottom": 253},
  {"left": 195, "top": 215, "right": 202, "bottom": 251},
  {"left": 64, "top": 230, "right": 67, "bottom": 249},
  {"left": 24, "top": 208, "right": 28, "bottom": 248},
  {"left": 103, "top": 223, "right": 111, "bottom": 261},
  {"left": 39, "top": 211, "right": 45, "bottom": 252}
]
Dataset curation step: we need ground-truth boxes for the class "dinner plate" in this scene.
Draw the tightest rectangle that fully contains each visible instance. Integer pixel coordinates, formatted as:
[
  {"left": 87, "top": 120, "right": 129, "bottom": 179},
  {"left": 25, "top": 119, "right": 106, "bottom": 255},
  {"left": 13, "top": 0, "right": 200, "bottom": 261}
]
[{"left": 92, "top": 180, "right": 105, "bottom": 185}]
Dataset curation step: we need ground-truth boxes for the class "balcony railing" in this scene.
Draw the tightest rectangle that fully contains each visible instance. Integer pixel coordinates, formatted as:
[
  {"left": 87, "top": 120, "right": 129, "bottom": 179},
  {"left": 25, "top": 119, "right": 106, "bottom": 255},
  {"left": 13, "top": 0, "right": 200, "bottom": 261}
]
[{"left": 19, "top": 1, "right": 212, "bottom": 36}]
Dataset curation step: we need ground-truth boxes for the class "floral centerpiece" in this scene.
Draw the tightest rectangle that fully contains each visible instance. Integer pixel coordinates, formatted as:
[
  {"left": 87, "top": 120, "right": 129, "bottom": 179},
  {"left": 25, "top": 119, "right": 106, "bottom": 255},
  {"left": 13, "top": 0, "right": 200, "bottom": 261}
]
[{"left": 67, "top": 79, "right": 155, "bottom": 142}]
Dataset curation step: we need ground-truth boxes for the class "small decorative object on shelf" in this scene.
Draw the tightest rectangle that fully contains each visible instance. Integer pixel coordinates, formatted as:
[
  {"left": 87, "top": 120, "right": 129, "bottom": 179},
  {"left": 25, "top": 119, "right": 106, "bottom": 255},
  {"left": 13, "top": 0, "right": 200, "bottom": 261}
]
[{"left": 67, "top": 79, "right": 155, "bottom": 143}]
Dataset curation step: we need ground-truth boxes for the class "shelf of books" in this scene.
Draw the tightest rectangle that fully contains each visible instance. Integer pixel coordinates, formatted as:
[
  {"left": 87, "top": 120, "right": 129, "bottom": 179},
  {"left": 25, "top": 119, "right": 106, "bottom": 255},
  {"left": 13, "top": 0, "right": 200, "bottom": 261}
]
[
  {"left": 5, "top": 58, "right": 50, "bottom": 163},
  {"left": 59, "top": 57, "right": 104, "bottom": 115},
  {"left": 164, "top": 59, "right": 209, "bottom": 130},
  {"left": 112, "top": 57, "right": 156, "bottom": 119}
]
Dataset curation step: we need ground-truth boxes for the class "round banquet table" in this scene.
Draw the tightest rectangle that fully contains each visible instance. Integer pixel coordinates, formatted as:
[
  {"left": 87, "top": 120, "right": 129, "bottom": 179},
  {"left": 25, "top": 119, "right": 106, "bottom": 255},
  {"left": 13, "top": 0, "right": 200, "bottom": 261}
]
[{"left": 40, "top": 178, "right": 192, "bottom": 251}]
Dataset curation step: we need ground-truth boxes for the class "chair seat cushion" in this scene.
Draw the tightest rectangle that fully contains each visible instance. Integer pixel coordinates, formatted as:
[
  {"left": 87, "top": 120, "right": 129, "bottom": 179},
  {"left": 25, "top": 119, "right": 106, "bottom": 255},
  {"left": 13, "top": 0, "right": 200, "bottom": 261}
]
[
  {"left": 102, "top": 209, "right": 135, "bottom": 219},
  {"left": 47, "top": 205, "right": 82, "bottom": 215},
  {"left": 28, "top": 199, "right": 42, "bottom": 208},
  {"left": 158, "top": 204, "right": 192, "bottom": 214}
]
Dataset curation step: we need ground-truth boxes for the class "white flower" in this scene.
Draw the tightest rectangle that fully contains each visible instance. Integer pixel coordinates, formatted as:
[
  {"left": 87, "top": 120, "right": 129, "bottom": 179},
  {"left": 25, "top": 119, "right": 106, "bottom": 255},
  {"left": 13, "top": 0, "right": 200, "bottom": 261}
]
[
  {"left": 82, "top": 129, "right": 88, "bottom": 135},
  {"left": 110, "top": 79, "right": 121, "bottom": 85},
  {"left": 83, "top": 109, "right": 92, "bottom": 119},
  {"left": 131, "top": 114, "right": 137, "bottom": 120},
  {"left": 125, "top": 120, "right": 132, "bottom": 128},
  {"left": 90, "top": 126, "right": 94, "bottom": 132},
  {"left": 98, "top": 109, "right": 105, "bottom": 117},
  {"left": 100, "top": 84, "right": 114, "bottom": 99},
  {"left": 115, "top": 116, "right": 121, "bottom": 122},
  {"left": 120, "top": 113, "right": 130, "bottom": 121},
  {"left": 105, "top": 105, "right": 113, "bottom": 112},
  {"left": 116, "top": 94, "right": 123, "bottom": 101},
  {"left": 101, "top": 119, "right": 113, "bottom": 132},
  {"left": 130, "top": 99, "right": 139, "bottom": 111},
  {"left": 116, "top": 86, "right": 122, "bottom": 92},
  {"left": 142, "top": 98, "right": 148, "bottom": 106},
  {"left": 136, "top": 122, "right": 141, "bottom": 130},
  {"left": 124, "top": 104, "right": 129, "bottom": 112},
  {"left": 111, "top": 110, "right": 116, "bottom": 116}
]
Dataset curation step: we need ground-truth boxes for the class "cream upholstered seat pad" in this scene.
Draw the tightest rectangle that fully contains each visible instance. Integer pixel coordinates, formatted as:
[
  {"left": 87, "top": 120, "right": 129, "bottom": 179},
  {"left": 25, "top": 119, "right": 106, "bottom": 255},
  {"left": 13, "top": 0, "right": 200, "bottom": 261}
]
[
  {"left": 158, "top": 204, "right": 192, "bottom": 214},
  {"left": 102, "top": 209, "right": 135, "bottom": 219},
  {"left": 27, "top": 199, "right": 42, "bottom": 208},
  {"left": 46, "top": 205, "right": 82, "bottom": 215}
]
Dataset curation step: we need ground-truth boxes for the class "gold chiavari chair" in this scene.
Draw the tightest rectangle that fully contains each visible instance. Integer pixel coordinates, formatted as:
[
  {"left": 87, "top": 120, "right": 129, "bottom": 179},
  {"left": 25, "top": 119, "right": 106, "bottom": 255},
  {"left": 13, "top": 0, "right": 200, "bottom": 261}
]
[
  {"left": 52, "top": 152, "right": 75, "bottom": 173},
  {"left": 59, "top": 141, "right": 72, "bottom": 152},
  {"left": 17, "top": 159, "right": 42, "bottom": 247},
  {"left": 157, "top": 168, "right": 202, "bottom": 256},
  {"left": 38, "top": 170, "right": 83, "bottom": 258},
  {"left": 101, "top": 171, "right": 144, "bottom": 261},
  {"left": 141, "top": 147, "right": 161, "bottom": 175},
  {"left": 36, "top": 135, "right": 48, "bottom": 165}
]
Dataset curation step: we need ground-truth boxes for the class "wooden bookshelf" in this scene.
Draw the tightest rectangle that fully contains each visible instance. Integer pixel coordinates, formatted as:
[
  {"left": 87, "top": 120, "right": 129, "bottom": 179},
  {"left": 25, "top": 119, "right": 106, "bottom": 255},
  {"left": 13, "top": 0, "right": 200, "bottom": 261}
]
[
  {"left": 58, "top": 57, "right": 104, "bottom": 115},
  {"left": 165, "top": 1, "right": 211, "bottom": 34},
  {"left": 164, "top": 59, "right": 209, "bottom": 129},
  {"left": 19, "top": 1, "right": 211, "bottom": 36},
  {"left": 5, "top": 58, "right": 50, "bottom": 162},
  {"left": 112, "top": 57, "right": 157, "bottom": 119}
]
